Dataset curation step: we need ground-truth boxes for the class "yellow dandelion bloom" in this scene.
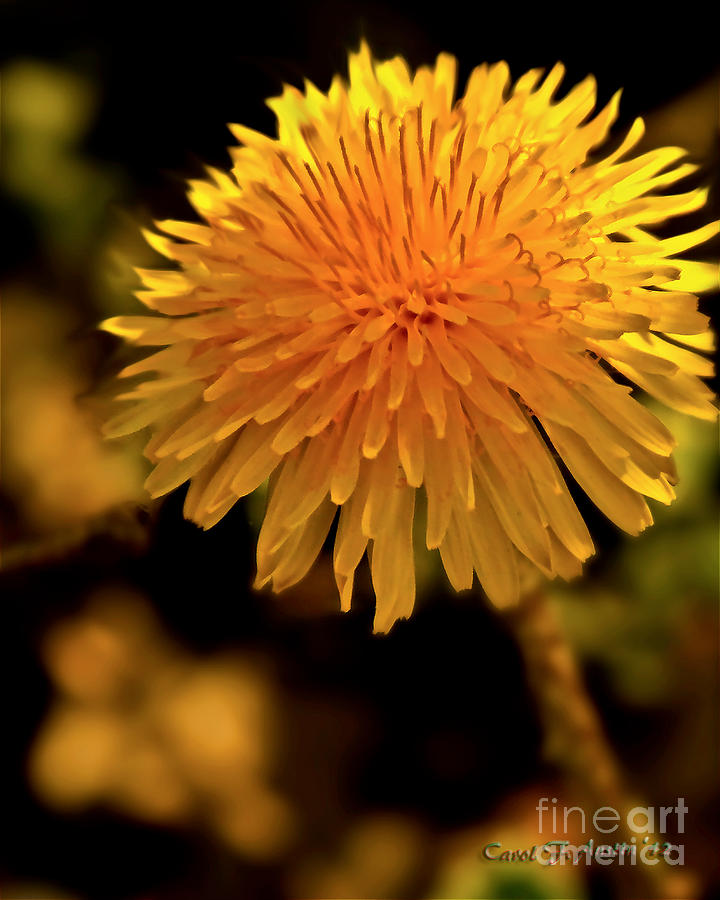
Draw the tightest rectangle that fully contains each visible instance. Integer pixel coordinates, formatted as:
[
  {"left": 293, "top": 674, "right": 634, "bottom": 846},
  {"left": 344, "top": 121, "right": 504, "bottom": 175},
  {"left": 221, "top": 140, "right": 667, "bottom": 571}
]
[{"left": 104, "top": 44, "right": 718, "bottom": 632}]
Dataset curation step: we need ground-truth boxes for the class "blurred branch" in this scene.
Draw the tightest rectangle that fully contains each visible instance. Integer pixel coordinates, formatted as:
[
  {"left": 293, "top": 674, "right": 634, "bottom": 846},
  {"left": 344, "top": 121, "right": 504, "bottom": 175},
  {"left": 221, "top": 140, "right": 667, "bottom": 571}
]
[
  {"left": 0, "top": 506, "right": 152, "bottom": 573},
  {"left": 506, "top": 589, "right": 699, "bottom": 900},
  {"left": 507, "top": 590, "right": 624, "bottom": 802}
]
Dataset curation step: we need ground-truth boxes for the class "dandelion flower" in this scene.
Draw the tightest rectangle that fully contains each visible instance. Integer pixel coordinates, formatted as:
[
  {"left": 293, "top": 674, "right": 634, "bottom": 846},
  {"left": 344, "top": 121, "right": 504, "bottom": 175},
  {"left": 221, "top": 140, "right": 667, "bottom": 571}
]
[{"left": 104, "top": 45, "right": 718, "bottom": 632}]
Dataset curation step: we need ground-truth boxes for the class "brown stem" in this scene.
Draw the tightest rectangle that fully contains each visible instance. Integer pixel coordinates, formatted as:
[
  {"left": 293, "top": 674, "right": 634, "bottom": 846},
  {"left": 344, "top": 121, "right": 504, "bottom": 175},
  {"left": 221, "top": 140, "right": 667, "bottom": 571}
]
[{"left": 505, "top": 589, "right": 698, "bottom": 900}]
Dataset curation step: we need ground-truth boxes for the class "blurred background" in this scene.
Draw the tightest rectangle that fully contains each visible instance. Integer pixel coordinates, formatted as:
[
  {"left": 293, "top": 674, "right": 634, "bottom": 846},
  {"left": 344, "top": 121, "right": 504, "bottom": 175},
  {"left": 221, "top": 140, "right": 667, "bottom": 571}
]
[{"left": 1, "top": 1, "right": 718, "bottom": 898}]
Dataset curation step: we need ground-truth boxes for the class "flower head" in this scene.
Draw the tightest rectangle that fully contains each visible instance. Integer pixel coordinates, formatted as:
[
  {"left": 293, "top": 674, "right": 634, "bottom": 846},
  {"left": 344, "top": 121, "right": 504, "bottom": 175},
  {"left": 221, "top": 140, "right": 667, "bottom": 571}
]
[{"left": 104, "top": 44, "right": 717, "bottom": 631}]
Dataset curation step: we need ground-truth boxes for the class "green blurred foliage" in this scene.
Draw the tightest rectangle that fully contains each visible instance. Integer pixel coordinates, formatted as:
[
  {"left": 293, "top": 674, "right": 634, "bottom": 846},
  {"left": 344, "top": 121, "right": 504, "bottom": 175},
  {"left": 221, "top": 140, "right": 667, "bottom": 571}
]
[{"left": 551, "top": 407, "right": 717, "bottom": 708}]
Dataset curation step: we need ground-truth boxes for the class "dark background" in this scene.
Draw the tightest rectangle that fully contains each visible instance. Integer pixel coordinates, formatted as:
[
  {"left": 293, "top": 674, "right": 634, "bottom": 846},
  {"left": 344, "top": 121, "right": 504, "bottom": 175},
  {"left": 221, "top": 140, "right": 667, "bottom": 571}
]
[
  {"left": 3, "top": 0, "right": 720, "bottom": 236},
  {"left": 1, "top": 2, "right": 718, "bottom": 899}
]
